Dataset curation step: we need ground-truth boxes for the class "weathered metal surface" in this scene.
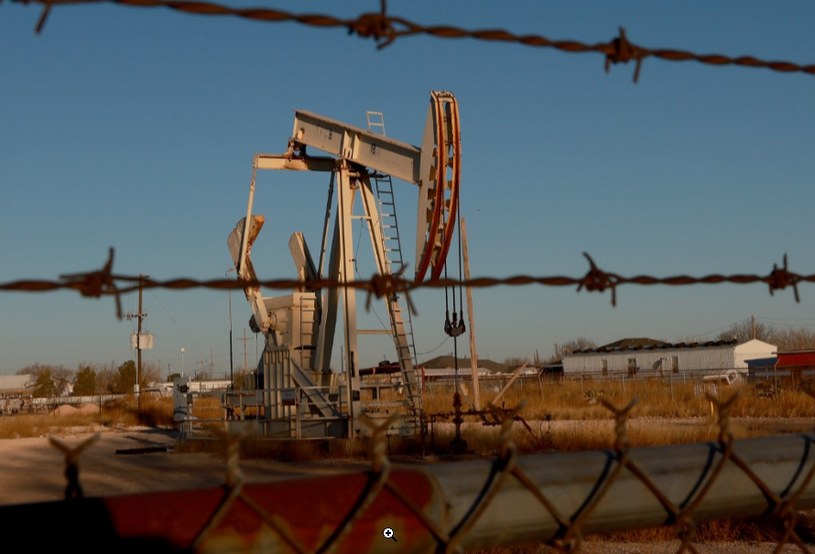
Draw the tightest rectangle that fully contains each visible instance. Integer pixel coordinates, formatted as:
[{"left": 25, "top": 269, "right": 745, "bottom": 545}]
[
  {"left": 0, "top": 468, "right": 442, "bottom": 553},
  {"left": 254, "top": 154, "right": 336, "bottom": 173},
  {"left": 291, "top": 110, "right": 421, "bottom": 184},
  {"left": 2, "top": 434, "right": 815, "bottom": 552},
  {"left": 414, "top": 91, "right": 461, "bottom": 283}
]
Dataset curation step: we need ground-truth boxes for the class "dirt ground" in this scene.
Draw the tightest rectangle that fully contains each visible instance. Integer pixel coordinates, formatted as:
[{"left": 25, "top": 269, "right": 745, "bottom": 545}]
[{"left": 0, "top": 425, "right": 367, "bottom": 506}]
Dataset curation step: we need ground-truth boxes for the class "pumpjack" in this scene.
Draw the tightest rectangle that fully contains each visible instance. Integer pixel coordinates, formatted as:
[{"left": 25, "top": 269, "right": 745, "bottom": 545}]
[{"left": 227, "top": 91, "right": 461, "bottom": 438}]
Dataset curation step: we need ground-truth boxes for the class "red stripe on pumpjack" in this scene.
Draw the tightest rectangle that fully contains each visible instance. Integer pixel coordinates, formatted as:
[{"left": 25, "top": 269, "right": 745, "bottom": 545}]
[
  {"left": 430, "top": 101, "right": 460, "bottom": 281},
  {"left": 414, "top": 95, "right": 447, "bottom": 283}
]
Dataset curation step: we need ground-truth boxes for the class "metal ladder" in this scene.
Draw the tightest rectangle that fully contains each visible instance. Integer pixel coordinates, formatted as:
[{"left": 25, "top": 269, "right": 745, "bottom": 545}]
[
  {"left": 365, "top": 111, "right": 423, "bottom": 434},
  {"left": 366, "top": 112, "right": 419, "bottom": 365}
]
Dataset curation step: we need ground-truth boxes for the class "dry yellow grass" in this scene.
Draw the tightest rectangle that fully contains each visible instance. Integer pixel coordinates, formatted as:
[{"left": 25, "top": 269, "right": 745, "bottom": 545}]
[
  {"left": 421, "top": 378, "right": 815, "bottom": 454},
  {"left": 0, "top": 395, "right": 174, "bottom": 439},
  {"left": 190, "top": 395, "right": 225, "bottom": 420},
  {"left": 426, "top": 377, "right": 815, "bottom": 421},
  {"left": 2, "top": 377, "right": 811, "bottom": 451}
]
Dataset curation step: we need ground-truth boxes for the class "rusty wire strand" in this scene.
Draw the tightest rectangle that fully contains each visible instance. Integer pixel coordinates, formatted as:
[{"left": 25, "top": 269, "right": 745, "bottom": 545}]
[
  {"left": 544, "top": 398, "right": 640, "bottom": 552},
  {"left": 312, "top": 415, "right": 397, "bottom": 554},
  {"left": 222, "top": 429, "right": 244, "bottom": 488},
  {"left": 1, "top": 249, "right": 811, "bottom": 319},
  {"left": 6, "top": 3, "right": 815, "bottom": 551},
  {"left": 57, "top": 247, "right": 124, "bottom": 319},
  {"left": 496, "top": 398, "right": 601, "bottom": 551},
  {"left": 442, "top": 404, "right": 524, "bottom": 553},
  {"left": 39, "top": 395, "right": 815, "bottom": 553},
  {"left": 667, "top": 393, "right": 741, "bottom": 552},
  {"left": 706, "top": 395, "right": 813, "bottom": 554},
  {"left": 599, "top": 396, "right": 637, "bottom": 451},
  {"left": 704, "top": 391, "right": 815, "bottom": 553},
  {"left": 191, "top": 428, "right": 310, "bottom": 552},
  {"left": 608, "top": 394, "right": 738, "bottom": 553},
  {"left": 49, "top": 433, "right": 100, "bottom": 500},
  {"left": 381, "top": 479, "right": 451, "bottom": 546},
  {"left": 572, "top": 400, "right": 634, "bottom": 513},
  {"left": 777, "top": 513, "right": 810, "bottom": 554},
  {"left": 12, "top": 0, "right": 815, "bottom": 81},
  {"left": 191, "top": 480, "right": 247, "bottom": 549},
  {"left": 34, "top": 392, "right": 815, "bottom": 554}
]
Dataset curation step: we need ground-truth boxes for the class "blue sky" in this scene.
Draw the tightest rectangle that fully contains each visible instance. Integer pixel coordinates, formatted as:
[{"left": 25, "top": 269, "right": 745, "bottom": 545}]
[{"left": 2, "top": 1, "right": 815, "bottom": 375}]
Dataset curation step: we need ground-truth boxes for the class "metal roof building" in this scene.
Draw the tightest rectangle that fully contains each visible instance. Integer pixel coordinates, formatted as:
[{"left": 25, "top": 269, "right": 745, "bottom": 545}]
[
  {"left": 0, "top": 374, "right": 35, "bottom": 396},
  {"left": 562, "top": 338, "right": 777, "bottom": 377},
  {"left": 776, "top": 350, "right": 815, "bottom": 369}
]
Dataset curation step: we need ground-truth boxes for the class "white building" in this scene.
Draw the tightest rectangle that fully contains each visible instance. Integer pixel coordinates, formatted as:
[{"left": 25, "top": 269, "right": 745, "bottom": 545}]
[
  {"left": 0, "top": 374, "right": 35, "bottom": 395},
  {"left": 562, "top": 337, "right": 777, "bottom": 377}
]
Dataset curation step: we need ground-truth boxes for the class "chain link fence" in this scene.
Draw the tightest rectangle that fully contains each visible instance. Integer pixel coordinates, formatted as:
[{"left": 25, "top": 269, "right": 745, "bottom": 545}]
[
  {"left": 4, "top": 3, "right": 815, "bottom": 551},
  {"left": 0, "top": 393, "right": 810, "bottom": 552}
]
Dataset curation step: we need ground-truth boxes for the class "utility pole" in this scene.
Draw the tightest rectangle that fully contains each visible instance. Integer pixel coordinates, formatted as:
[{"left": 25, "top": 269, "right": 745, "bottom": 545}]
[
  {"left": 125, "top": 274, "right": 148, "bottom": 409},
  {"left": 236, "top": 327, "right": 252, "bottom": 371},
  {"left": 227, "top": 268, "right": 235, "bottom": 388},
  {"left": 460, "top": 219, "right": 481, "bottom": 410}
]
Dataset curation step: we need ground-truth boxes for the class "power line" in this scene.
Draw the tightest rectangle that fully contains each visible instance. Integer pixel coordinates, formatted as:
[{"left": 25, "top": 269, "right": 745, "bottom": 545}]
[{"left": 415, "top": 336, "right": 450, "bottom": 357}]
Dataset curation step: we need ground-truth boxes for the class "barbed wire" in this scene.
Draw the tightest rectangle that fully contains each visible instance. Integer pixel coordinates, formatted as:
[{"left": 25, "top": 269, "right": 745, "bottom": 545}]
[
  {"left": 0, "top": 248, "right": 808, "bottom": 319},
  {"left": 6, "top": 1, "right": 814, "bottom": 550},
  {"left": 12, "top": 0, "right": 815, "bottom": 82}
]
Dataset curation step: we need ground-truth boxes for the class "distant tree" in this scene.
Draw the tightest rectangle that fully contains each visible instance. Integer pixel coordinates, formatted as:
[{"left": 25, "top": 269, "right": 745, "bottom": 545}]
[
  {"left": 141, "top": 362, "right": 161, "bottom": 385},
  {"left": 17, "top": 363, "right": 46, "bottom": 376},
  {"left": 32, "top": 368, "right": 57, "bottom": 398},
  {"left": 715, "top": 318, "right": 815, "bottom": 352},
  {"left": 717, "top": 318, "right": 773, "bottom": 344},
  {"left": 96, "top": 362, "right": 118, "bottom": 394},
  {"left": 774, "top": 327, "right": 815, "bottom": 351},
  {"left": 19, "top": 364, "right": 72, "bottom": 397},
  {"left": 548, "top": 337, "right": 598, "bottom": 363},
  {"left": 73, "top": 365, "right": 97, "bottom": 396},
  {"left": 232, "top": 369, "right": 250, "bottom": 390},
  {"left": 51, "top": 367, "right": 73, "bottom": 396},
  {"left": 113, "top": 360, "right": 137, "bottom": 394}
]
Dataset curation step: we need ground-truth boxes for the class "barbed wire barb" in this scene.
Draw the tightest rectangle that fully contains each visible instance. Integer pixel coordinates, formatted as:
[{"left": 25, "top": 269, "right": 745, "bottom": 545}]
[
  {"left": 767, "top": 253, "right": 801, "bottom": 303},
  {"left": 34, "top": 0, "right": 52, "bottom": 33},
  {"left": 604, "top": 27, "right": 648, "bottom": 83},
  {"left": 58, "top": 247, "right": 124, "bottom": 319},
  {"left": 347, "top": 0, "right": 396, "bottom": 49},
  {"left": 577, "top": 252, "right": 619, "bottom": 306},
  {"left": 365, "top": 264, "right": 417, "bottom": 316},
  {"left": 49, "top": 433, "right": 100, "bottom": 500}
]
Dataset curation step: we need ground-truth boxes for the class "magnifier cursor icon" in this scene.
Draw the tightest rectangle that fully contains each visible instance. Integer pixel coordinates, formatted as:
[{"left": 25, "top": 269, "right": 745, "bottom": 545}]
[{"left": 383, "top": 527, "right": 398, "bottom": 542}]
